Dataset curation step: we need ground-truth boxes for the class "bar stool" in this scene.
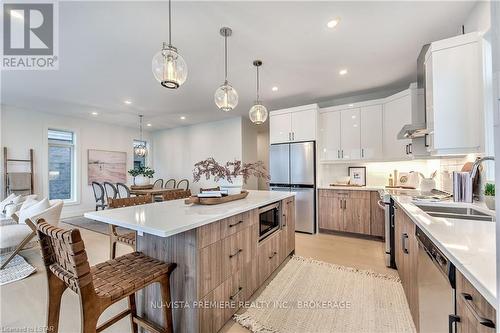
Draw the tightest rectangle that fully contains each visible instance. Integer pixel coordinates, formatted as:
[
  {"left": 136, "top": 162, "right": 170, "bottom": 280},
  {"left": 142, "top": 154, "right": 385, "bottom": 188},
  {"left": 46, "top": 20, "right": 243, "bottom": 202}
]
[
  {"left": 35, "top": 219, "right": 176, "bottom": 333},
  {"left": 107, "top": 195, "right": 151, "bottom": 259}
]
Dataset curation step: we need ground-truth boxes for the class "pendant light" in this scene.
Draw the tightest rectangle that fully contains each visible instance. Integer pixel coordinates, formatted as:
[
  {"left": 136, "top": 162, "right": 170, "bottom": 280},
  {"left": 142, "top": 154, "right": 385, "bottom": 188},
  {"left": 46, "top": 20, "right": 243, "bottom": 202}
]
[
  {"left": 214, "top": 27, "right": 238, "bottom": 112},
  {"left": 134, "top": 115, "right": 148, "bottom": 157},
  {"left": 152, "top": 0, "right": 187, "bottom": 89},
  {"left": 249, "top": 60, "right": 268, "bottom": 124}
]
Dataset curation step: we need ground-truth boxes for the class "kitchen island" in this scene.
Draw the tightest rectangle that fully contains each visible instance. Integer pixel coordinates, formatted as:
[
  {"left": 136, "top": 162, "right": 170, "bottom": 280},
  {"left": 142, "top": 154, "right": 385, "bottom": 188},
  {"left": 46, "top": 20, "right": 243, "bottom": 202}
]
[{"left": 84, "top": 190, "right": 296, "bottom": 333}]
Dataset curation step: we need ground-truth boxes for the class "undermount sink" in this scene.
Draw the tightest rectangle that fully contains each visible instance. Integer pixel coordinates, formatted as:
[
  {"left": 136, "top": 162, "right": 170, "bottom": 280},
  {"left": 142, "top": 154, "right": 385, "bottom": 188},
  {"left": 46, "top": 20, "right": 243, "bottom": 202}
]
[{"left": 414, "top": 203, "right": 495, "bottom": 222}]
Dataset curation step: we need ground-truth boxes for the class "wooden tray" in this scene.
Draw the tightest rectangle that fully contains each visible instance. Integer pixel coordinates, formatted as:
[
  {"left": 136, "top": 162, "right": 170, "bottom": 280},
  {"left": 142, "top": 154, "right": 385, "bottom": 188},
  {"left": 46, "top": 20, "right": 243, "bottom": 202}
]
[
  {"left": 130, "top": 184, "right": 154, "bottom": 190},
  {"left": 385, "top": 186, "right": 417, "bottom": 189},
  {"left": 185, "top": 190, "right": 249, "bottom": 205}
]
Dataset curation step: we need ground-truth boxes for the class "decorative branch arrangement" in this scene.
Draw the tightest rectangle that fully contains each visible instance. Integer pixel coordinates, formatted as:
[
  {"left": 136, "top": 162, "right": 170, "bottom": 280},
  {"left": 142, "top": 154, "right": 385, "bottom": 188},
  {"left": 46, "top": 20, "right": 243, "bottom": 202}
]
[{"left": 192, "top": 158, "right": 270, "bottom": 184}]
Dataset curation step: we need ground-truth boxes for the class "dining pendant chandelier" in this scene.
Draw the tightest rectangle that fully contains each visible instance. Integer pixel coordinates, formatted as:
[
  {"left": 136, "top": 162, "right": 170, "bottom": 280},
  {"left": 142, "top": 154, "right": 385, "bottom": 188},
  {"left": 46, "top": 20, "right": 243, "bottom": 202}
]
[
  {"left": 134, "top": 115, "right": 147, "bottom": 157},
  {"left": 249, "top": 60, "right": 268, "bottom": 124},
  {"left": 152, "top": 0, "right": 187, "bottom": 89},
  {"left": 214, "top": 27, "right": 238, "bottom": 112}
]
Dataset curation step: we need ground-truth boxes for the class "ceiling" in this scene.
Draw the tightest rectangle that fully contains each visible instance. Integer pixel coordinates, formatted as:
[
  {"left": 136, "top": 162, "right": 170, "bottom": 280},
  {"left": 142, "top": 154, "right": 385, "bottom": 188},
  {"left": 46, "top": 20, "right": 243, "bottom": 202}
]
[{"left": 1, "top": 1, "right": 476, "bottom": 130}]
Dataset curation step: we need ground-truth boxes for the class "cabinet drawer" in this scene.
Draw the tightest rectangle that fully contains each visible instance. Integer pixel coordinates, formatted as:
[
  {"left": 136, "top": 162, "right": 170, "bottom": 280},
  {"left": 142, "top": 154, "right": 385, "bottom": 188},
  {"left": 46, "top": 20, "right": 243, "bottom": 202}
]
[
  {"left": 197, "top": 221, "right": 221, "bottom": 249},
  {"left": 220, "top": 211, "right": 251, "bottom": 239},
  {"left": 456, "top": 270, "right": 496, "bottom": 333},
  {"left": 257, "top": 231, "right": 281, "bottom": 285},
  {"left": 198, "top": 241, "right": 222, "bottom": 298},
  {"left": 221, "top": 227, "right": 253, "bottom": 281}
]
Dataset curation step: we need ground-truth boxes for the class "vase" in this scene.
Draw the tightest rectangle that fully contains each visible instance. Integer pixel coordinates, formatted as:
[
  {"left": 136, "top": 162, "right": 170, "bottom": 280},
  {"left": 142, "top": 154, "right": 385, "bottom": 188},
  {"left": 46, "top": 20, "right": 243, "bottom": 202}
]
[
  {"left": 219, "top": 177, "right": 243, "bottom": 195},
  {"left": 485, "top": 195, "right": 495, "bottom": 210},
  {"left": 134, "top": 175, "right": 150, "bottom": 186}
]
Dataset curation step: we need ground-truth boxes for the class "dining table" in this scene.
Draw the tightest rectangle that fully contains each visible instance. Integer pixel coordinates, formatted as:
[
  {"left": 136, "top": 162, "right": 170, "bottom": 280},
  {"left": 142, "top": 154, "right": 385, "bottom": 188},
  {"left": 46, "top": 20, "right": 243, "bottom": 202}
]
[{"left": 129, "top": 187, "right": 181, "bottom": 202}]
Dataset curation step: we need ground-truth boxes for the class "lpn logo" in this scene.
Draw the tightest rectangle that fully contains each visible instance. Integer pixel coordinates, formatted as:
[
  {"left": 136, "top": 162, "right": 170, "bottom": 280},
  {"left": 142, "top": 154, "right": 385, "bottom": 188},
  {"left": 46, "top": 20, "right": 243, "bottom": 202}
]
[{"left": 2, "top": 2, "right": 58, "bottom": 70}]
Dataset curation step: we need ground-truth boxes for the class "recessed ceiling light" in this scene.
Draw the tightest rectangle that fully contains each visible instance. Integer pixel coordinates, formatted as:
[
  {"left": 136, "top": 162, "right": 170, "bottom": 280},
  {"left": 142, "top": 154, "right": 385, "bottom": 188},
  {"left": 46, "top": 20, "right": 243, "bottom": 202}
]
[
  {"left": 146, "top": 123, "right": 152, "bottom": 127},
  {"left": 339, "top": 69, "right": 348, "bottom": 76},
  {"left": 91, "top": 111, "right": 98, "bottom": 116},
  {"left": 348, "top": 104, "right": 354, "bottom": 107},
  {"left": 124, "top": 100, "right": 132, "bottom": 105},
  {"left": 272, "top": 86, "right": 279, "bottom": 92},
  {"left": 327, "top": 18, "right": 340, "bottom": 29},
  {"left": 180, "top": 116, "right": 186, "bottom": 120}
]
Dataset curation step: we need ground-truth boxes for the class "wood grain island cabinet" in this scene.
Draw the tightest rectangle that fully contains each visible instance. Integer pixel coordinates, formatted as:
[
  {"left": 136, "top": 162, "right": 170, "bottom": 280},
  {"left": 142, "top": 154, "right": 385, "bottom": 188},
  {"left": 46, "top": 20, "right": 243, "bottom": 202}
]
[
  {"left": 134, "top": 196, "right": 295, "bottom": 333},
  {"left": 318, "top": 189, "right": 384, "bottom": 239}
]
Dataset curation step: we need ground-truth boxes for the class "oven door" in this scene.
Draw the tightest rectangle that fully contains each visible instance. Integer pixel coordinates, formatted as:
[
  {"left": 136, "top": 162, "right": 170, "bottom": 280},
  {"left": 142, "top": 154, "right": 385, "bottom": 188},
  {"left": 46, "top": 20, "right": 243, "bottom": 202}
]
[{"left": 259, "top": 202, "right": 281, "bottom": 241}]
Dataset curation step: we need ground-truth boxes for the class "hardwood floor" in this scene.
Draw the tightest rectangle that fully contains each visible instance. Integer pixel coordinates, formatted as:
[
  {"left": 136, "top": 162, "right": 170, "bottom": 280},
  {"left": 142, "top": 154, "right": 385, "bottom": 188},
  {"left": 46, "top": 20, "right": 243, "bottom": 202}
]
[{"left": 0, "top": 225, "right": 397, "bottom": 333}]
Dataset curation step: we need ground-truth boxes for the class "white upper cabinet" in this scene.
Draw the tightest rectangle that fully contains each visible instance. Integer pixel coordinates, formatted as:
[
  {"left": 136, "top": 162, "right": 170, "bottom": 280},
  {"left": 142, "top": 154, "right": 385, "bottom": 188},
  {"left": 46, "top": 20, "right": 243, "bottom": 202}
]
[
  {"left": 425, "top": 32, "right": 483, "bottom": 155},
  {"left": 383, "top": 90, "right": 412, "bottom": 160},
  {"left": 318, "top": 111, "right": 341, "bottom": 161},
  {"left": 269, "top": 104, "right": 318, "bottom": 144},
  {"left": 269, "top": 113, "right": 291, "bottom": 144},
  {"left": 360, "top": 104, "right": 383, "bottom": 159},
  {"left": 340, "top": 108, "right": 361, "bottom": 160}
]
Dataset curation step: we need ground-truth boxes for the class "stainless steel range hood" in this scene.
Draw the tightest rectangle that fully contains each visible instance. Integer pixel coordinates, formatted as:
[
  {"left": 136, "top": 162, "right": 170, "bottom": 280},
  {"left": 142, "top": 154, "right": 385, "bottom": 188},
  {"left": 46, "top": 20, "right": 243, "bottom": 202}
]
[{"left": 398, "top": 44, "right": 430, "bottom": 140}]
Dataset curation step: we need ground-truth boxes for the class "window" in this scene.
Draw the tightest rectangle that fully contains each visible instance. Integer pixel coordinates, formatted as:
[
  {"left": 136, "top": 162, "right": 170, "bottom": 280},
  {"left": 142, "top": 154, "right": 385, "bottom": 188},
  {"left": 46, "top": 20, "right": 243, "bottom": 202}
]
[
  {"left": 48, "top": 129, "right": 75, "bottom": 201},
  {"left": 133, "top": 140, "right": 146, "bottom": 170}
]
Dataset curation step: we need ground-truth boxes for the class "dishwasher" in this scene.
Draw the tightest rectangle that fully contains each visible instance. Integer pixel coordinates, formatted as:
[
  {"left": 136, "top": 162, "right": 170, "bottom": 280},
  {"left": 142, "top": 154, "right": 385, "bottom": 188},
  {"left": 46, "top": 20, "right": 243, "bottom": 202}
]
[{"left": 416, "top": 227, "right": 458, "bottom": 333}]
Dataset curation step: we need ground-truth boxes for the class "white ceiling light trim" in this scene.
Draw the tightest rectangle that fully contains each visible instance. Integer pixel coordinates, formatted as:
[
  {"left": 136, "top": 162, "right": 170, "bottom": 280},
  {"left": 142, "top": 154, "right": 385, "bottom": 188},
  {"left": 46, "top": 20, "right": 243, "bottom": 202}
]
[
  {"left": 327, "top": 18, "right": 340, "bottom": 28},
  {"left": 152, "top": 0, "right": 187, "bottom": 89},
  {"left": 214, "top": 27, "right": 238, "bottom": 112}
]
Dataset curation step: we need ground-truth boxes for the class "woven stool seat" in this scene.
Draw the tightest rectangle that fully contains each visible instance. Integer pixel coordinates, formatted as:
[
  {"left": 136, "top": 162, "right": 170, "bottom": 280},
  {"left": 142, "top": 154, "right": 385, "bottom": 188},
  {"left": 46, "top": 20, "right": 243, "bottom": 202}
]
[
  {"left": 116, "top": 232, "right": 136, "bottom": 246},
  {"left": 92, "top": 252, "right": 174, "bottom": 301}
]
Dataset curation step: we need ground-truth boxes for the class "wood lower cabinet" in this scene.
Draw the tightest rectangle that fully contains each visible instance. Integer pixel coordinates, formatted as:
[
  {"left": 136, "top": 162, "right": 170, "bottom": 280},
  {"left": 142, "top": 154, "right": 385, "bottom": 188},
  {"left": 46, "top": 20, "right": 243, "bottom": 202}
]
[
  {"left": 456, "top": 270, "right": 496, "bottom": 333},
  {"left": 318, "top": 189, "right": 375, "bottom": 237},
  {"left": 394, "top": 204, "right": 419, "bottom": 331},
  {"left": 258, "top": 231, "right": 281, "bottom": 286},
  {"left": 370, "top": 191, "right": 385, "bottom": 238},
  {"left": 280, "top": 196, "right": 296, "bottom": 262}
]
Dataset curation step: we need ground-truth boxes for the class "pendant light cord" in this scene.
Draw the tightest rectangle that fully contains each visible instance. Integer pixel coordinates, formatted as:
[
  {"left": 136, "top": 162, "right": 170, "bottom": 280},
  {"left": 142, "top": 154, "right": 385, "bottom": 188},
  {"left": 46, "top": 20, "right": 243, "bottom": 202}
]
[
  {"left": 256, "top": 66, "right": 260, "bottom": 101},
  {"left": 224, "top": 34, "right": 228, "bottom": 82},
  {"left": 168, "top": 0, "right": 172, "bottom": 46},
  {"left": 139, "top": 115, "right": 143, "bottom": 141}
]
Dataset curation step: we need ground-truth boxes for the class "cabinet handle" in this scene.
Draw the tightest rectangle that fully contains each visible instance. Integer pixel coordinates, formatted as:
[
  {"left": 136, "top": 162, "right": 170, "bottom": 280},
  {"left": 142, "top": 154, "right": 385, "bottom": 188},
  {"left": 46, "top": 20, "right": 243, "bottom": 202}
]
[
  {"left": 341, "top": 150, "right": 344, "bottom": 158},
  {"left": 229, "top": 220, "right": 244, "bottom": 228},
  {"left": 361, "top": 148, "right": 364, "bottom": 158},
  {"left": 402, "top": 233, "right": 409, "bottom": 254},
  {"left": 460, "top": 293, "right": 496, "bottom": 329},
  {"left": 229, "top": 248, "right": 243, "bottom": 258},
  {"left": 289, "top": 132, "right": 291, "bottom": 141},
  {"left": 282, "top": 213, "right": 286, "bottom": 227},
  {"left": 268, "top": 251, "right": 277, "bottom": 259},
  {"left": 343, "top": 199, "right": 346, "bottom": 209},
  {"left": 339, "top": 199, "right": 343, "bottom": 209},
  {"left": 337, "top": 150, "right": 340, "bottom": 159},
  {"left": 408, "top": 143, "right": 412, "bottom": 154},
  {"left": 449, "top": 314, "right": 460, "bottom": 333},
  {"left": 405, "top": 145, "right": 409, "bottom": 155},
  {"left": 424, "top": 134, "right": 430, "bottom": 148},
  {"left": 292, "top": 132, "right": 295, "bottom": 141},
  {"left": 229, "top": 286, "right": 243, "bottom": 301}
]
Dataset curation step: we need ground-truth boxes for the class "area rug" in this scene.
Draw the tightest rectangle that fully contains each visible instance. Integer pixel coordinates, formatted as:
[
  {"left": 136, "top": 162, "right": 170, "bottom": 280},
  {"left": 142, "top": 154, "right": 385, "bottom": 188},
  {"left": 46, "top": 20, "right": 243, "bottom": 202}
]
[
  {"left": 63, "top": 216, "right": 128, "bottom": 235},
  {"left": 234, "top": 256, "right": 416, "bottom": 333},
  {"left": 0, "top": 254, "right": 36, "bottom": 286}
]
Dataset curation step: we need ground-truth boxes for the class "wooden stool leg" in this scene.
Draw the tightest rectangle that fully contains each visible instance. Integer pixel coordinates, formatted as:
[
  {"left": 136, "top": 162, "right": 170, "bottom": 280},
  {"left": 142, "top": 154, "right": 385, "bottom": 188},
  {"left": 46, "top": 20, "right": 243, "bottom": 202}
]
[
  {"left": 46, "top": 272, "right": 67, "bottom": 333},
  {"left": 109, "top": 225, "right": 117, "bottom": 259},
  {"left": 129, "top": 294, "right": 138, "bottom": 333},
  {"left": 80, "top": 303, "right": 99, "bottom": 333},
  {"left": 159, "top": 276, "right": 173, "bottom": 333}
]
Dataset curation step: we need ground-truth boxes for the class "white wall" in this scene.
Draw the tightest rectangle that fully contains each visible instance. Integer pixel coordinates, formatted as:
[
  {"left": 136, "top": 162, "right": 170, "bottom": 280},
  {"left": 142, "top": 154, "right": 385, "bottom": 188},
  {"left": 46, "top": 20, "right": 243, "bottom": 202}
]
[
  {"left": 152, "top": 117, "right": 244, "bottom": 194},
  {"left": 257, "top": 130, "right": 270, "bottom": 190},
  {"left": 0, "top": 106, "right": 150, "bottom": 218},
  {"left": 241, "top": 118, "right": 259, "bottom": 190}
]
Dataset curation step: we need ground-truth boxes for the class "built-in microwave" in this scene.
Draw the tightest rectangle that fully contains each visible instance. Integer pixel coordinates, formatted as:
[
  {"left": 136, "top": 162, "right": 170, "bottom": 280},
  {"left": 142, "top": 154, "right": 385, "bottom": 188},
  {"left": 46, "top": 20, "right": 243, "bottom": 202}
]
[{"left": 258, "top": 202, "right": 281, "bottom": 241}]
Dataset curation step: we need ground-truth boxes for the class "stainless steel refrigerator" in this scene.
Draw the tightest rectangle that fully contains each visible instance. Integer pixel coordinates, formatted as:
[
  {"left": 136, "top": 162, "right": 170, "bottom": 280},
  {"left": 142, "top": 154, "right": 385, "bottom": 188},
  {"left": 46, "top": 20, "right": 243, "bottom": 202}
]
[{"left": 269, "top": 141, "right": 316, "bottom": 234}]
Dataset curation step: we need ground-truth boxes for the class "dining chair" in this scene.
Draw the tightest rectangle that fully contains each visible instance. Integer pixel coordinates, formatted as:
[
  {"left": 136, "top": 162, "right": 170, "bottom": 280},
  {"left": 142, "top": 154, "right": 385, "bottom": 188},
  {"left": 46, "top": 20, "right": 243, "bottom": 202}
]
[
  {"left": 0, "top": 199, "right": 63, "bottom": 270},
  {"left": 153, "top": 179, "right": 164, "bottom": 189},
  {"left": 164, "top": 179, "right": 176, "bottom": 189},
  {"left": 116, "top": 182, "right": 130, "bottom": 198},
  {"left": 91, "top": 182, "right": 107, "bottom": 211},
  {"left": 35, "top": 219, "right": 176, "bottom": 333},
  {"left": 107, "top": 195, "right": 152, "bottom": 259},
  {"left": 176, "top": 179, "right": 189, "bottom": 190},
  {"left": 103, "top": 182, "right": 118, "bottom": 203}
]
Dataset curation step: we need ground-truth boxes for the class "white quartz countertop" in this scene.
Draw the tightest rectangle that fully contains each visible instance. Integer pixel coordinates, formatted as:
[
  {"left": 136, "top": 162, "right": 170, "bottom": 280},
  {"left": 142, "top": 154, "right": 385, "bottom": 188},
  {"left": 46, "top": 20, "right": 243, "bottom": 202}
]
[
  {"left": 392, "top": 195, "right": 497, "bottom": 308},
  {"left": 84, "top": 190, "right": 294, "bottom": 238}
]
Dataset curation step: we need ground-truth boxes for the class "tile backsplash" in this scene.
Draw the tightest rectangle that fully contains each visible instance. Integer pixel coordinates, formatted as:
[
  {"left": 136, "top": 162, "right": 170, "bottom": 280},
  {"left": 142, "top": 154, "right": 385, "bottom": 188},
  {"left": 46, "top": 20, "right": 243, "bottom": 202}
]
[{"left": 318, "top": 154, "right": 494, "bottom": 194}]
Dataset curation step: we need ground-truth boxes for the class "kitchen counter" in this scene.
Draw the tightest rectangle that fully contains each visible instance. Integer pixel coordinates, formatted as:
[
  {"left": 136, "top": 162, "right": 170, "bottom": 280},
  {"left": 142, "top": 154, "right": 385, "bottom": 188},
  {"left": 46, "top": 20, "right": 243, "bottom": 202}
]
[
  {"left": 318, "top": 185, "right": 384, "bottom": 191},
  {"left": 84, "top": 190, "right": 294, "bottom": 237},
  {"left": 392, "top": 195, "right": 497, "bottom": 308}
]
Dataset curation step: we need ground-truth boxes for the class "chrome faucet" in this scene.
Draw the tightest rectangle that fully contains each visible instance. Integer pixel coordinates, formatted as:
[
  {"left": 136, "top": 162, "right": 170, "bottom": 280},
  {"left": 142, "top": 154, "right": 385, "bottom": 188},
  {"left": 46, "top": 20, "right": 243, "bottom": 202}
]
[
  {"left": 2, "top": 201, "right": 15, "bottom": 215},
  {"left": 470, "top": 156, "right": 494, "bottom": 201}
]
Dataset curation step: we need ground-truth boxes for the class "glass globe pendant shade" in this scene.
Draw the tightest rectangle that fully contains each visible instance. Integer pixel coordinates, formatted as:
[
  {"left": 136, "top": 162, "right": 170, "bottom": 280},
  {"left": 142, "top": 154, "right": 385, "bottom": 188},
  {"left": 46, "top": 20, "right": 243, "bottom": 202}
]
[
  {"left": 152, "top": 43, "right": 188, "bottom": 89},
  {"left": 134, "top": 144, "right": 147, "bottom": 157},
  {"left": 249, "top": 102, "right": 268, "bottom": 125},
  {"left": 214, "top": 81, "right": 239, "bottom": 112}
]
